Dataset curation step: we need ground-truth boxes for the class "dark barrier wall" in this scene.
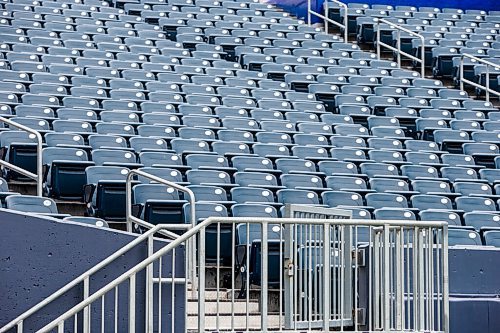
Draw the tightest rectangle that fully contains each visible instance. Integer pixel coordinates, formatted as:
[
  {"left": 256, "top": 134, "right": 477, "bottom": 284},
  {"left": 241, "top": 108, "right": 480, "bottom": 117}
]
[
  {"left": 269, "top": 0, "right": 500, "bottom": 23},
  {"left": 0, "top": 209, "right": 185, "bottom": 332}
]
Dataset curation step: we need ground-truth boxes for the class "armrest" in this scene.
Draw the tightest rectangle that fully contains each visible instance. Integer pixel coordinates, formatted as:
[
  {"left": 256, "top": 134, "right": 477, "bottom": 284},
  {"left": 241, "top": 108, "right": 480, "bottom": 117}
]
[
  {"left": 132, "top": 203, "right": 143, "bottom": 218},
  {"left": 83, "top": 184, "right": 96, "bottom": 204},
  {"left": 42, "top": 164, "right": 50, "bottom": 183}
]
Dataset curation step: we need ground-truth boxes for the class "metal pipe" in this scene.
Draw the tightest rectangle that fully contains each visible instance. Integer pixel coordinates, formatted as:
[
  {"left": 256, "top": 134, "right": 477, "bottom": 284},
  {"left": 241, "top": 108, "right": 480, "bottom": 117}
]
[
  {"left": 125, "top": 168, "right": 197, "bottom": 231},
  {"left": 332, "top": 0, "right": 348, "bottom": 42},
  {"left": 442, "top": 225, "right": 450, "bottom": 333},
  {"left": 460, "top": 56, "right": 465, "bottom": 91},
  {"left": 375, "top": 18, "right": 425, "bottom": 77},
  {"left": 0, "top": 116, "right": 43, "bottom": 196},
  {"left": 383, "top": 224, "right": 390, "bottom": 330},
  {"left": 197, "top": 227, "right": 206, "bottom": 333},
  {"left": 146, "top": 235, "right": 154, "bottom": 332},
  {"left": 261, "top": 222, "right": 269, "bottom": 331},
  {"left": 308, "top": 0, "right": 348, "bottom": 41},
  {"left": 125, "top": 168, "right": 197, "bottom": 284},
  {"left": 128, "top": 274, "right": 136, "bottom": 333},
  {"left": 460, "top": 53, "right": 500, "bottom": 102},
  {"left": 486, "top": 62, "right": 490, "bottom": 101},
  {"left": 459, "top": 53, "right": 500, "bottom": 103},
  {"left": 83, "top": 277, "right": 90, "bottom": 333}
]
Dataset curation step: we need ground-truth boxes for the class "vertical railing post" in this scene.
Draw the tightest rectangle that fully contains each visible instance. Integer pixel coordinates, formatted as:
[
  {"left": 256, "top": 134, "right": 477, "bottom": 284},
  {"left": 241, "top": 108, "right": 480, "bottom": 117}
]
[
  {"left": 396, "top": 29, "right": 401, "bottom": 67},
  {"left": 376, "top": 20, "right": 381, "bottom": 59},
  {"left": 486, "top": 64, "right": 490, "bottom": 102},
  {"left": 460, "top": 55, "right": 465, "bottom": 91},
  {"left": 322, "top": 223, "right": 331, "bottom": 331},
  {"left": 261, "top": 222, "right": 269, "bottom": 331},
  {"left": 129, "top": 274, "right": 136, "bottom": 333},
  {"left": 307, "top": 0, "right": 312, "bottom": 28},
  {"left": 125, "top": 172, "right": 134, "bottom": 233},
  {"left": 442, "top": 225, "right": 450, "bottom": 333},
  {"left": 395, "top": 227, "right": 403, "bottom": 330},
  {"left": 342, "top": 1, "right": 348, "bottom": 42},
  {"left": 419, "top": 35, "right": 425, "bottom": 77},
  {"left": 324, "top": 1, "right": 329, "bottom": 33},
  {"left": 83, "top": 277, "right": 90, "bottom": 333},
  {"left": 35, "top": 132, "right": 43, "bottom": 197},
  {"left": 145, "top": 235, "right": 154, "bottom": 332},
  {"left": 197, "top": 227, "right": 206, "bottom": 333},
  {"left": 383, "top": 224, "right": 390, "bottom": 330}
]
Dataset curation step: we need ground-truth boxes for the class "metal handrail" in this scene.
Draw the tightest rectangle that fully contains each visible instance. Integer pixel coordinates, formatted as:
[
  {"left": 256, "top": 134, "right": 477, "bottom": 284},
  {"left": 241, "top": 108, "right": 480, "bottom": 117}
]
[
  {"left": 125, "top": 168, "right": 196, "bottom": 233},
  {"left": 36, "top": 217, "right": 449, "bottom": 333},
  {"left": 0, "top": 116, "right": 43, "bottom": 196},
  {"left": 125, "top": 168, "right": 197, "bottom": 291},
  {"left": 375, "top": 18, "right": 425, "bottom": 77},
  {"left": 460, "top": 53, "right": 500, "bottom": 103},
  {"left": 0, "top": 225, "right": 174, "bottom": 333},
  {"left": 307, "top": 0, "right": 348, "bottom": 42}
]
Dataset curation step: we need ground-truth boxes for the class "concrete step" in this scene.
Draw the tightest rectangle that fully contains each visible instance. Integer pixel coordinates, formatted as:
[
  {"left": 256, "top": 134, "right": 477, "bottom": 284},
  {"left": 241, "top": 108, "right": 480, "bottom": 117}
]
[
  {"left": 187, "top": 299, "right": 260, "bottom": 315},
  {"left": 7, "top": 181, "right": 87, "bottom": 216},
  {"left": 186, "top": 313, "right": 282, "bottom": 331},
  {"left": 187, "top": 288, "right": 282, "bottom": 313},
  {"left": 9, "top": 181, "right": 37, "bottom": 195},
  {"left": 55, "top": 200, "right": 87, "bottom": 216}
]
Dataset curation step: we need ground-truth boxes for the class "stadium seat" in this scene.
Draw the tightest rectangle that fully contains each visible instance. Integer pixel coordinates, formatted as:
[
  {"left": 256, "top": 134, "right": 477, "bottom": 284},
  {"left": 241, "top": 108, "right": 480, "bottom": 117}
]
[
  {"left": 84, "top": 166, "right": 132, "bottom": 221},
  {"left": 5, "top": 195, "right": 67, "bottom": 219},
  {"left": 43, "top": 147, "right": 94, "bottom": 199},
  {"left": 448, "top": 229, "right": 483, "bottom": 246},
  {"left": 132, "top": 183, "right": 186, "bottom": 225}
]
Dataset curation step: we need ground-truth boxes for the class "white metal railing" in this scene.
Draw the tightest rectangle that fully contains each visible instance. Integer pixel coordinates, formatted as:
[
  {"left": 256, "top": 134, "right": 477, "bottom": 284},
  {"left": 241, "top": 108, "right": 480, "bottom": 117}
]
[
  {"left": 375, "top": 18, "right": 425, "bottom": 77},
  {"left": 125, "top": 168, "right": 196, "bottom": 233},
  {"left": 0, "top": 225, "right": 184, "bottom": 333},
  {"left": 283, "top": 204, "right": 352, "bottom": 329},
  {"left": 460, "top": 53, "right": 500, "bottom": 103},
  {"left": 308, "top": 0, "right": 348, "bottom": 42},
  {"left": 0, "top": 116, "right": 43, "bottom": 196},
  {"left": 125, "top": 168, "right": 197, "bottom": 287},
  {"left": 34, "top": 216, "right": 449, "bottom": 333}
]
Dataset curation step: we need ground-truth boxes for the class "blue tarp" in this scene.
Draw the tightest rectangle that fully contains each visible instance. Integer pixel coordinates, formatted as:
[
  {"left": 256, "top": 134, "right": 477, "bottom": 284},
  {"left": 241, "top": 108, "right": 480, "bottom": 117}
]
[
  {"left": 267, "top": 0, "right": 500, "bottom": 23},
  {"left": 266, "top": 0, "right": 323, "bottom": 23}
]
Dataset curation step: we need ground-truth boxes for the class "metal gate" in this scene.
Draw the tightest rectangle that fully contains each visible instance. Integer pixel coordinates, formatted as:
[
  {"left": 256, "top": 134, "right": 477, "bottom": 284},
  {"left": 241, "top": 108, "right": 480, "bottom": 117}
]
[{"left": 283, "top": 205, "right": 353, "bottom": 330}]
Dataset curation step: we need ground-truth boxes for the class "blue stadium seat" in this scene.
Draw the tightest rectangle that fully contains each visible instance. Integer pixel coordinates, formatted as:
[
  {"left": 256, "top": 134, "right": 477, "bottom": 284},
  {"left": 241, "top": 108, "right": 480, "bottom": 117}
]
[
  {"left": 235, "top": 223, "right": 282, "bottom": 294},
  {"left": 183, "top": 202, "right": 231, "bottom": 264},
  {"left": 419, "top": 210, "right": 462, "bottom": 227},
  {"left": 448, "top": 229, "right": 483, "bottom": 246},
  {"left": 464, "top": 212, "right": 500, "bottom": 231},
  {"left": 133, "top": 183, "right": 187, "bottom": 227},
  {"left": 84, "top": 166, "right": 132, "bottom": 221},
  {"left": 43, "top": 147, "right": 94, "bottom": 200},
  {"left": 483, "top": 230, "right": 500, "bottom": 247},
  {"left": 6, "top": 195, "right": 67, "bottom": 219},
  {"left": 456, "top": 196, "right": 498, "bottom": 212},
  {"left": 62, "top": 216, "right": 109, "bottom": 228}
]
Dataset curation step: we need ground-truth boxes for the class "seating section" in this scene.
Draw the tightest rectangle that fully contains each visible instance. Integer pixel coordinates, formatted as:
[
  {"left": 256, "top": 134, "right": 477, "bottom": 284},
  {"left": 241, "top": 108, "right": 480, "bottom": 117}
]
[
  {"left": 0, "top": 0, "right": 498, "bottom": 248},
  {"left": 326, "top": 2, "right": 500, "bottom": 92}
]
